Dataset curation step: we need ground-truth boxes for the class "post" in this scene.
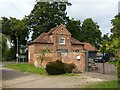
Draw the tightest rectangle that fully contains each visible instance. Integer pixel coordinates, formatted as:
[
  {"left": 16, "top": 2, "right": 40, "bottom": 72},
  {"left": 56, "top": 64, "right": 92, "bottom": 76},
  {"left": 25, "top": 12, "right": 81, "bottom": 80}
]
[
  {"left": 102, "top": 46, "right": 105, "bottom": 74},
  {"left": 16, "top": 38, "right": 19, "bottom": 63},
  {"left": 86, "top": 51, "right": 89, "bottom": 72}
]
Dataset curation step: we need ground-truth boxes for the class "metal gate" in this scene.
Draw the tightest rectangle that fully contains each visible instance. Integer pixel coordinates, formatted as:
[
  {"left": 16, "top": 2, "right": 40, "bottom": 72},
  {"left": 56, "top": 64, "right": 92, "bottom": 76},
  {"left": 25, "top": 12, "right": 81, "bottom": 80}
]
[{"left": 87, "top": 58, "right": 116, "bottom": 75}]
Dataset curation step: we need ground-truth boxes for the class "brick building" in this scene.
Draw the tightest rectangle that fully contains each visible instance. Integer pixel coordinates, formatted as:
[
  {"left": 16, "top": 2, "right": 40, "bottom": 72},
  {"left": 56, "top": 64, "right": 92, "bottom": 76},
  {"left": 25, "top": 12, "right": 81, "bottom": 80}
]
[{"left": 28, "top": 24, "right": 85, "bottom": 64}]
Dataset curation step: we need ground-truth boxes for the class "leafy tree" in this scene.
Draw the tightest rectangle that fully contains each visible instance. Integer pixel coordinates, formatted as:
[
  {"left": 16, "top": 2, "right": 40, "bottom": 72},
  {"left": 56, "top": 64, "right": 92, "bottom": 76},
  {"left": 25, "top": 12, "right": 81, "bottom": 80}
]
[
  {"left": 0, "top": 33, "right": 10, "bottom": 60},
  {"left": 81, "top": 18, "right": 102, "bottom": 47},
  {"left": 28, "top": 1, "right": 71, "bottom": 40},
  {"left": 111, "top": 13, "right": 120, "bottom": 83},
  {"left": 111, "top": 13, "right": 120, "bottom": 50},
  {"left": 2, "top": 17, "right": 29, "bottom": 60},
  {"left": 66, "top": 18, "right": 82, "bottom": 41}
]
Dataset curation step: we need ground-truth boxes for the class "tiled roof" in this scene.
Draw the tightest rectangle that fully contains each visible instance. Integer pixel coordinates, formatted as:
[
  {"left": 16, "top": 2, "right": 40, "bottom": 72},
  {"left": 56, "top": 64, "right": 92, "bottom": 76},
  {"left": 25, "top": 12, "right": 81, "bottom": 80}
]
[
  {"left": 83, "top": 43, "right": 96, "bottom": 51},
  {"left": 29, "top": 24, "right": 83, "bottom": 45},
  {"left": 71, "top": 37, "right": 84, "bottom": 45},
  {"left": 47, "top": 27, "right": 58, "bottom": 35},
  {"left": 32, "top": 33, "right": 53, "bottom": 44}
]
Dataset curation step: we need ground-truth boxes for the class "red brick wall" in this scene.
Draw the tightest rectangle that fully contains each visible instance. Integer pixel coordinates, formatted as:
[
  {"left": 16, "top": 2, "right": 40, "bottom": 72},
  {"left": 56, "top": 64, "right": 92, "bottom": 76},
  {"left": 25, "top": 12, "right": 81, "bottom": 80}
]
[
  {"left": 28, "top": 44, "right": 35, "bottom": 64},
  {"left": 53, "top": 34, "right": 72, "bottom": 52},
  {"left": 34, "top": 51, "right": 86, "bottom": 73},
  {"left": 34, "top": 44, "right": 53, "bottom": 53},
  {"left": 28, "top": 25, "right": 84, "bottom": 66},
  {"left": 72, "top": 45, "right": 84, "bottom": 52}
]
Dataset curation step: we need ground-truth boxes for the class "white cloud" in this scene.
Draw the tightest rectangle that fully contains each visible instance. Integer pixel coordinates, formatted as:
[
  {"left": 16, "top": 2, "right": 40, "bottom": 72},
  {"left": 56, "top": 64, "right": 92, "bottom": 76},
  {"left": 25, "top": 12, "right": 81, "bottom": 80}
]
[
  {"left": 0, "top": 0, "right": 36, "bottom": 19},
  {"left": 0, "top": 0, "right": 119, "bottom": 34},
  {"left": 66, "top": 0, "right": 119, "bottom": 34}
]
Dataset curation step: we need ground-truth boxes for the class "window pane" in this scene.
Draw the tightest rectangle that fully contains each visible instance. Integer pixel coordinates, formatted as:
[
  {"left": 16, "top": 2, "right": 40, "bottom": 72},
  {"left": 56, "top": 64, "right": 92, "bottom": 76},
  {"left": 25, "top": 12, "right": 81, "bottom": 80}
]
[{"left": 60, "top": 37, "right": 65, "bottom": 44}]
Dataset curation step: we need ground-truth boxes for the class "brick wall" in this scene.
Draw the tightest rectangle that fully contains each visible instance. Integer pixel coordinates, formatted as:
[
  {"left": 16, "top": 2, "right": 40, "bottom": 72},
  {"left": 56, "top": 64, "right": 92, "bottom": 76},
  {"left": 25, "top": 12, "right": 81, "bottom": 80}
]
[
  {"left": 34, "top": 51, "right": 86, "bottom": 73},
  {"left": 28, "top": 44, "right": 35, "bottom": 64}
]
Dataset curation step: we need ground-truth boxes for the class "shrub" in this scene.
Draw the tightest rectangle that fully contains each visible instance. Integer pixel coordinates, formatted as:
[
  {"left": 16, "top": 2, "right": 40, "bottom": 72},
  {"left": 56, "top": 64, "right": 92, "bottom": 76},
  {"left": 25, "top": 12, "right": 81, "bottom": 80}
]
[
  {"left": 46, "top": 60, "right": 65, "bottom": 75},
  {"left": 64, "top": 63, "right": 76, "bottom": 73},
  {"left": 46, "top": 60, "right": 76, "bottom": 75}
]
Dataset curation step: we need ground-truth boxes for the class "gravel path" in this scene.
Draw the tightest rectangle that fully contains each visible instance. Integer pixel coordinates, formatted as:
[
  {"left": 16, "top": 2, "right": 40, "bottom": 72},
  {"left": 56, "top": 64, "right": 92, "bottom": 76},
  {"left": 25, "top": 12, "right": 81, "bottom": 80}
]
[{"left": 1, "top": 67, "right": 117, "bottom": 88}]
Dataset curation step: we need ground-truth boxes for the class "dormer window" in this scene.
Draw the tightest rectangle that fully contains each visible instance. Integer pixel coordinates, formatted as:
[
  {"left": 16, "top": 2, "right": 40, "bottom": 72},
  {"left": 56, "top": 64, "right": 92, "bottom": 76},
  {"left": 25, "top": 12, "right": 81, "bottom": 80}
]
[{"left": 59, "top": 37, "right": 65, "bottom": 45}]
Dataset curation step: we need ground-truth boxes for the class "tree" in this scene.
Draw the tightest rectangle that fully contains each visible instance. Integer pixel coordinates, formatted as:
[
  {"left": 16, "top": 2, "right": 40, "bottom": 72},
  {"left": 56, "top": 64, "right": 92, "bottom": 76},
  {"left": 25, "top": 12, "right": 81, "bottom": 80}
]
[
  {"left": 66, "top": 18, "right": 82, "bottom": 41},
  {"left": 2, "top": 17, "right": 29, "bottom": 60},
  {"left": 27, "top": 1, "right": 71, "bottom": 40},
  {"left": 111, "top": 13, "right": 120, "bottom": 50},
  {"left": 0, "top": 33, "right": 10, "bottom": 60},
  {"left": 81, "top": 18, "right": 102, "bottom": 47},
  {"left": 111, "top": 13, "right": 120, "bottom": 83}
]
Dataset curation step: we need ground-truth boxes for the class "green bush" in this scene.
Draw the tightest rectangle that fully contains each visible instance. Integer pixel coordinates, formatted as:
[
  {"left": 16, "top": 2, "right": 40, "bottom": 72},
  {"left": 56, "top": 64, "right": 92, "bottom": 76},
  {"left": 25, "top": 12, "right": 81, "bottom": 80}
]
[
  {"left": 45, "top": 60, "right": 75, "bottom": 75},
  {"left": 64, "top": 63, "right": 76, "bottom": 73}
]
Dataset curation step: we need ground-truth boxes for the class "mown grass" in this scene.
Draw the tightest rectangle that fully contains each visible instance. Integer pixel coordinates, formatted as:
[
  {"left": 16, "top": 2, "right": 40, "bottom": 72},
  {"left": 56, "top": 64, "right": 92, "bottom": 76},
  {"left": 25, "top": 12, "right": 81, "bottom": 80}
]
[
  {"left": 86, "top": 80, "right": 119, "bottom": 88},
  {"left": 5, "top": 63, "right": 77, "bottom": 76},
  {"left": 5, "top": 63, "right": 47, "bottom": 75}
]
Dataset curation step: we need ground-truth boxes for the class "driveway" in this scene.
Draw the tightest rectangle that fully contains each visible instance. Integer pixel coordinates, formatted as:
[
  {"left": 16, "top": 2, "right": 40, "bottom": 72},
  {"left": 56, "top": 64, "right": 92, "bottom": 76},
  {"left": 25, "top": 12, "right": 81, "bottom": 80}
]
[{"left": 1, "top": 67, "right": 117, "bottom": 88}]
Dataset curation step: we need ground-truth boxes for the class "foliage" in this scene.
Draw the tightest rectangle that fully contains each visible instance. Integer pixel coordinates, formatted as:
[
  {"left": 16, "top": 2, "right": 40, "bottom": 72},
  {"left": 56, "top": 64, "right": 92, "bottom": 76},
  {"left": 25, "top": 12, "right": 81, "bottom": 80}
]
[
  {"left": 0, "top": 33, "right": 10, "bottom": 60},
  {"left": 1, "top": 17, "right": 29, "bottom": 60},
  {"left": 99, "top": 13, "right": 120, "bottom": 56},
  {"left": 81, "top": 18, "right": 101, "bottom": 46},
  {"left": 81, "top": 18, "right": 102, "bottom": 47},
  {"left": 39, "top": 49, "right": 50, "bottom": 63},
  {"left": 6, "top": 63, "right": 46, "bottom": 75},
  {"left": 46, "top": 60, "right": 75, "bottom": 75},
  {"left": 111, "top": 13, "right": 120, "bottom": 39},
  {"left": 46, "top": 60, "right": 65, "bottom": 75},
  {"left": 108, "top": 60, "right": 117, "bottom": 65},
  {"left": 111, "top": 13, "right": 120, "bottom": 84},
  {"left": 66, "top": 18, "right": 82, "bottom": 41},
  {"left": 111, "top": 13, "right": 120, "bottom": 51},
  {"left": 28, "top": 1, "right": 71, "bottom": 40},
  {"left": 64, "top": 63, "right": 76, "bottom": 73}
]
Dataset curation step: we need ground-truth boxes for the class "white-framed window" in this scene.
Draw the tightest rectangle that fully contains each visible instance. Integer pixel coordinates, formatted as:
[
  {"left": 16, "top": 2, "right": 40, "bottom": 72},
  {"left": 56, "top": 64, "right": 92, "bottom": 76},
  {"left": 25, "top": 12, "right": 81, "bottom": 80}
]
[{"left": 59, "top": 37, "right": 65, "bottom": 45}]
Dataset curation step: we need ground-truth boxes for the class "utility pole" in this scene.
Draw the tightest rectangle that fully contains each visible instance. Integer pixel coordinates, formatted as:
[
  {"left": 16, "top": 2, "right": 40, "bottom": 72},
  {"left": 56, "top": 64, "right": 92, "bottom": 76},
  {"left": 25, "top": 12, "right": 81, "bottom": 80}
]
[{"left": 16, "top": 37, "right": 19, "bottom": 63}]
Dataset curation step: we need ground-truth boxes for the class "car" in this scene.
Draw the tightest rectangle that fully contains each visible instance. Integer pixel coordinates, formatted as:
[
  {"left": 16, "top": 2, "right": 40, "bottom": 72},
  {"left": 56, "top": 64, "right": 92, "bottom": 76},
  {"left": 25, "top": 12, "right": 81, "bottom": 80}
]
[{"left": 93, "top": 53, "right": 110, "bottom": 63}]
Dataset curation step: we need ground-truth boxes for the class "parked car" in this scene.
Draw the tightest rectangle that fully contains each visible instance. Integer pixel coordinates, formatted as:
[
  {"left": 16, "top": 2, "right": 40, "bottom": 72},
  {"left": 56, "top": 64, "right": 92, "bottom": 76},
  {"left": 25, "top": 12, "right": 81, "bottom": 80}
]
[{"left": 93, "top": 53, "right": 110, "bottom": 63}]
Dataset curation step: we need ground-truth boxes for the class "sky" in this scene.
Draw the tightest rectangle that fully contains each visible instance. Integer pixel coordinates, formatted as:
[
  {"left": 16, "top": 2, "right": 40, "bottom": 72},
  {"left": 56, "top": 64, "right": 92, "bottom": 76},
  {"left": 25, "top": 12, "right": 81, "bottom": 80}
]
[{"left": 0, "top": 0, "right": 119, "bottom": 35}]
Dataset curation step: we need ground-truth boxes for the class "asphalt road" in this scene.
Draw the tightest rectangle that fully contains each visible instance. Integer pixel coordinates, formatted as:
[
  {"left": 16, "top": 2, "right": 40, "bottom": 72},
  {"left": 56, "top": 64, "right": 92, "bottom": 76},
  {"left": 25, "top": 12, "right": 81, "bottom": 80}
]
[{"left": 1, "top": 67, "right": 117, "bottom": 88}]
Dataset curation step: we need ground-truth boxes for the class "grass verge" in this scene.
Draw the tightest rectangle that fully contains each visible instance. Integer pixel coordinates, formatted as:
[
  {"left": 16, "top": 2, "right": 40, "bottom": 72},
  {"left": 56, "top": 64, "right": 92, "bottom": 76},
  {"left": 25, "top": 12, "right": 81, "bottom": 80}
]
[
  {"left": 5, "top": 63, "right": 77, "bottom": 76},
  {"left": 5, "top": 63, "right": 47, "bottom": 75},
  {"left": 86, "top": 80, "right": 118, "bottom": 88}
]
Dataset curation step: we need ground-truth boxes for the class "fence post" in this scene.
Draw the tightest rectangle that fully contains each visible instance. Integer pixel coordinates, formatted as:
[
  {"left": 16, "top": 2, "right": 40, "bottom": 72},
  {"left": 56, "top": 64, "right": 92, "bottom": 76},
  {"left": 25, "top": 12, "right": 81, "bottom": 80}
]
[{"left": 86, "top": 51, "right": 89, "bottom": 72}]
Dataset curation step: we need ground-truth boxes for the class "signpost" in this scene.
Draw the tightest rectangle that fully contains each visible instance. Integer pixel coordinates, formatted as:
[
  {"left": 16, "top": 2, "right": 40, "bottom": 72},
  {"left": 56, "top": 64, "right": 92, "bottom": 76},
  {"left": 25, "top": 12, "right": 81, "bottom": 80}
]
[{"left": 16, "top": 38, "right": 19, "bottom": 63}]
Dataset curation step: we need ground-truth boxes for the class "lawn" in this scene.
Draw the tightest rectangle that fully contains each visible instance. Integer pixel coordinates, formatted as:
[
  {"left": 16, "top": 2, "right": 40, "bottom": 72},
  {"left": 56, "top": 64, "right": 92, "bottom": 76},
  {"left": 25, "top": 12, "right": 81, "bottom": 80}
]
[
  {"left": 5, "top": 63, "right": 77, "bottom": 76},
  {"left": 86, "top": 80, "right": 119, "bottom": 88},
  {"left": 5, "top": 63, "right": 47, "bottom": 75}
]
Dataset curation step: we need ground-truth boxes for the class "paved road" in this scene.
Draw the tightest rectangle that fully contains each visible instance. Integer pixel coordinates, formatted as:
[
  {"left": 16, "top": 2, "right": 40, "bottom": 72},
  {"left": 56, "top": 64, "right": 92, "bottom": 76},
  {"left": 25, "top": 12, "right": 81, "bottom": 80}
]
[{"left": 1, "top": 67, "right": 117, "bottom": 88}]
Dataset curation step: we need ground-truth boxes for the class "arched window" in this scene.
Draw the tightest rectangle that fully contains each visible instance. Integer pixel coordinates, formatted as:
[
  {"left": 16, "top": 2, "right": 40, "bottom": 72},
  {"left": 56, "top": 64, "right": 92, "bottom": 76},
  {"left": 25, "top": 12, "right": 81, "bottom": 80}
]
[{"left": 59, "top": 37, "right": 65, "bottom": 45}]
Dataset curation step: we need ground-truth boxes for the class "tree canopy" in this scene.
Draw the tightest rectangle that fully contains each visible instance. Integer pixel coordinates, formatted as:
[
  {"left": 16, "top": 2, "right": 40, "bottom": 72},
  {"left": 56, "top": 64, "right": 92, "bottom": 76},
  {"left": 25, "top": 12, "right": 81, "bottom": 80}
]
[
  {"left": 1, "top": 17, "right": 29, "bottom": 60},
  {"left": 81, "top": 18, "right": 102, "bottom": 46},
  {"left": 28, "top": 1, "right": 71, "bottom": 40}
]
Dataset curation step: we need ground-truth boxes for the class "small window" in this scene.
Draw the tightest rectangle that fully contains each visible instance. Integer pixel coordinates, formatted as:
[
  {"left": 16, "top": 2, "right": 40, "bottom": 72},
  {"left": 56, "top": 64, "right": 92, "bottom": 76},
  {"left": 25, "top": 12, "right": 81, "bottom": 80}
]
[
  {"left": 75, "top": 50, "right": 81, "bottom": 52},
  {"left": 57, "top": 49, "right": 68, "bottom": 53},
  {"left": 59, "top": 37, "right": 65, "bottom": 45}
]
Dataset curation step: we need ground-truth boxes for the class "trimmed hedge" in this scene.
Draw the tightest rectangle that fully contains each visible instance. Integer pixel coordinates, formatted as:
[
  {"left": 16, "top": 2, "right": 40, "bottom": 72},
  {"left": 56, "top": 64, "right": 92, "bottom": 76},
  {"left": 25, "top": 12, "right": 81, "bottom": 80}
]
[{"left": 45, "top": 60, "right": 75, "bottom": 75}]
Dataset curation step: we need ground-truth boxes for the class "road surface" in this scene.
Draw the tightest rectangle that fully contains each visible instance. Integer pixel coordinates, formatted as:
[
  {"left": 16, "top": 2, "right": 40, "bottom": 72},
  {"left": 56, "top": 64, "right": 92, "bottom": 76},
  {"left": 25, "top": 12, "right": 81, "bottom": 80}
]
[{"left": 1, "top": 67, "right": 117, "bottom": 88}]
